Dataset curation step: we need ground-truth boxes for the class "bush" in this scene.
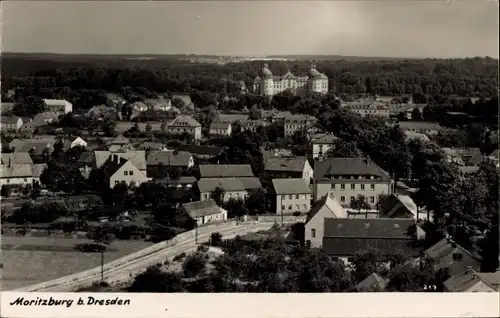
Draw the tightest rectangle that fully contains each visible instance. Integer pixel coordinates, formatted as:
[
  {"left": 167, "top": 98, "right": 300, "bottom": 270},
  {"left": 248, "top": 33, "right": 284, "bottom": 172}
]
[
  {"left": 210, "top": 232, "right": 223, "bottom": 246},
  {"left": 74, "top": 243, "right": 106, "bottom": 253},
  {"left": 182, "top": 252, "right": 207, "bottom": 278},
  {"left": 197, "top": 244, "right": 209, "bottom": 253}
]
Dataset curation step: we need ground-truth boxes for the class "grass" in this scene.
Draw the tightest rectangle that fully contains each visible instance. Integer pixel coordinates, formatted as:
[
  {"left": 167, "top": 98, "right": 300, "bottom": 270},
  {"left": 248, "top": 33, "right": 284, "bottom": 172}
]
[{"left": 1, "top": 236, "right": 153, "bottom": 291}]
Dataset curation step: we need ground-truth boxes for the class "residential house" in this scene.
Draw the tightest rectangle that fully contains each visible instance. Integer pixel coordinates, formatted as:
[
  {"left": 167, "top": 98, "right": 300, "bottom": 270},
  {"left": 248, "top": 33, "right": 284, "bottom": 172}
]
[
  {"left": 0, "top": 153, "right": 34, "bottom": 187},
  {"left": 108, "top": 135, "right": 131, "bottom": 152},
  {"left": 20, "top": 112, "right": 60, "bottom": 132},
  {"left": 1, "top": 102, "right": 15, "bottom": 114},
  {"left": 209, "top": 122, "right": 232, "bottom": 137},
  {"left": 284, "top": 114, "right": 317, "bottom": 138},
  {"left": 322, "top": 218, "right": 423, "bottom": 265},
  {"left": 262, "top": 148, "right": 293, "bottom": 160},
  {"left": 166, "top": 115, "right": 202, "bottom": 140},
  {"left": 389, "top": 103, "right": 427, "bottom": 118},
  {"left": 153, "top": 176, "right": 196, "bottom": 189},
  {"left": 178, "top": 145, "right": 223, "bottom": 160},
  {"left": 0, "top": 116, "right": 23, "bottom": 131},
  {"left": 180, "top": 199, "right": 227, "bottom": 225},
  {"left": 238, "top": 119, "right": 270, "bottom": 133},
  {"left": 441, "top": 148, "right": 465, "bottom": 165},
  {"left": 271, "top": 178, "right": 311, "bottom": 215},
  {"left": 264, "top": 156, "right": 313, "bottom": 181},
  {"left": 396, "top": 121, "right": 448, "bottom": 136},
  {"left": 215, "top": 114, "right": 249, "bottom": 124},
  {"left": 355, "top": 273, "right": 389, "bottom": 292},
  {"left": 453, "top": 148, "right": 483, "bottom": 166},
  {"left": 199, "top": 164, "right": 254, "bottom": 179},
  {"left": 9, "top": 138, "right": 58, "bottom": 155},
  {"left": 424, "top": 238, "right": 481, "bottom": 276},
  {"left": 146, "top": 150, "right": 194, "bottom": 178},
  {"left": 102, "top": 154, "right": 149, "bottom": 188},
  {"left": 71, "top": 137, "right": 87, "bottom": 148},
  {"left": 260, "top": 110, "right": 292, "bottom": 123},
  {"left": 137, "top": 142, "right": 169, "bottom": 152},
  {"left": 43, "top": 99, "right": 73, "bottom": 114},
  {"left": 144, "top": 98, "right": 172, "bottom": 112},
  {"left": 313, "top": 157, "right": 394, "bottom": 206},
  {"left": 310, "top": 133, "right": 338, "bottom": 159},
  {"left": 93, "top": 150, "right": 147, "bottom": 177},
  {"left": 341, "top": 100, "right": 390, "bottom": 118},
  {"left": 378, "top": 194, "right": 419, "bottom": 220},
  {"left": 304, "top": 194, "right": 347, "bottom": 248},
  {"left": 403, "top": 131, "right": 430, "bottom": 143},
  {"left": 198, "top": 178, "right": 248, "bottom": 202},
  {"left": 444, "top": 269, "right": 500, "bottom": 292}
]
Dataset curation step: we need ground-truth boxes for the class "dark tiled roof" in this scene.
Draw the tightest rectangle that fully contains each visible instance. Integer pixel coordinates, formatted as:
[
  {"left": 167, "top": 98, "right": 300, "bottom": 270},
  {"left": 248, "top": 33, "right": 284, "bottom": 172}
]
[
  {"left": 314, "top": 158, "right": 391, "bottom": 182},
  {"left": 153, "top": 176, "right": 196, "bottom": 185},
  {"left": 272, "top": 178, "right": 310, "bottom": 195},
  {"left": 210, "top": 122, "right": 231, "bottom": 130},
  {"left": 323, "top": 218, "right": 416, "bottom": 238},
  {"left": 147, "top": 151, "right": 192, "bottom": 167},
  {"left": 199, "top": 164, "right": 254, "bottom": 178},
  {"left": 197, "top": 178, "right": 246, "bottom": 193},
  {"left": 397, "top": 121, "right": 442, "bottom": 130},
  {"left": 239, "top": 177, "right": 262, "bottom": 190},
  {"left": 78, "top": 152, "right": 95, "bottom": 164},
  {"left": 423, "top": 238, "right": 477, "bottom": 261},
  {"left": 355, "top": 273, "right": 388, "bottom": 292},
  {"left": 323, "top": 237, "right": 418, "bottom": 257},
  {"left": 265, "top": 157, "right": 307, "bottom": 173},
  {"left": 178, "top": 145, "right": 222, "bottom": 156},
  {"left": 181, "top": 199, "right": 222, "bottom": 218}
]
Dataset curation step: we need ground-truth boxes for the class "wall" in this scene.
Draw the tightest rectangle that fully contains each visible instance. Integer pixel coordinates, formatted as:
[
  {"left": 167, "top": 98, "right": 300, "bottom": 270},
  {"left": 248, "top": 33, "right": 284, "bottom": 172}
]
[
  {"left": 257, "top": 215, "right": 306, "bottom": 223},
  {"left": 201, "top": 190, "right": 248, "bottom": 202},
  {"left": 304, "top": 205, "right": 328, "bottom": 248},
  {"left": 275, "top": 193, "right": 311, "bottom": 214},
  {"left": 314, "top": 182, "right": 391, "bottom": 206},
  {"left": 109, "top": 161, "right": 148, "bottom": 188},
  {"left": 312, "top": 143, "right": 333, "bottom": 159},
  {"left": 0, "top": 176, "right": 33, "bottom": 187}
]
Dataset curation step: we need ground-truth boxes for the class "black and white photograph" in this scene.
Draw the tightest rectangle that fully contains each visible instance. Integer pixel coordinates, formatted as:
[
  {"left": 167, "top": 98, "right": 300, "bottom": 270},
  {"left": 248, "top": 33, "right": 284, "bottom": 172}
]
[{"left": 0, "top": 0, "right": 498, "bottom": 299}]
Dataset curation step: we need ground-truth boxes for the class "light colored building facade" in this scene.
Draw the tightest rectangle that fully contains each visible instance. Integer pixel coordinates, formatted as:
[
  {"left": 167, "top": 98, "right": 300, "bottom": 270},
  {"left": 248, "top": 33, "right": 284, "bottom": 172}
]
[
  {"left": 313, "top": 158, "right": 394, "bottom": 207},
  {"left": 209, "top": 122, "right": 232, "bottom": 137},
  {"left": 304, "top": 194, "right": 347, "bottom": 248},
  {"left": 166, "top": 115, "right": 202, "bottom": 140},
  {"left": 341, "top": 100, "right": 390, "bottom": 118},
  {"left": 109, "top": 160, "right": 148, "bottom": 188},
  {"left": 264, "top": 156, "right": 314, "bottom": 181},
  {"left": 71, "top": 137, "right": 87, "bottom": 148},
  {"left": 43, "top": 99, "right": 73, "bottom": 114},
  {"left": 253, "top": 64, "right": 328, "bottom": 97},
  {"left": 284, "top": 114, "right": 317, "bottom": 138},
  {"left": 0, "top": 153, "right": 35, "bottom": 187},
  {"left": 311, "top": 133, "right": 338, "bottom": 159},
  {"left": 180, "top": 199, "right": 227, "bottom": 226},
  {"left": 272, "top": 178, "right": 311, "bottom": 215},
  {"left": 0, "top": 116, "right": 23, "bottom": 131},
  {"left": 198, "top": 178, "right": 248, "bottom": 203}
]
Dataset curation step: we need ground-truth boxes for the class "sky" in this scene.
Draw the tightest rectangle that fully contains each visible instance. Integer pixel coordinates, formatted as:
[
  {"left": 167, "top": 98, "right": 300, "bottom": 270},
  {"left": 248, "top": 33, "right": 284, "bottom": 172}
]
[{"left": 1, "top": 1, "right": 499, "bottom": 58}]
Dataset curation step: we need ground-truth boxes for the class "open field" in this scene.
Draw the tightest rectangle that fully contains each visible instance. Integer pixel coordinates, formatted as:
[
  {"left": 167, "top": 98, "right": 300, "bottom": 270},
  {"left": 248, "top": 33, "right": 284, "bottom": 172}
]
[{"left": 1, "top": 236, "right": 152, "bottom": 291}]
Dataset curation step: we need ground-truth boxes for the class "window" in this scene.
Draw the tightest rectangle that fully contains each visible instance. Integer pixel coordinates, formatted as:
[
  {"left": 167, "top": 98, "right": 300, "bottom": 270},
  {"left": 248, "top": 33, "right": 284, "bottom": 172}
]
[
  {"left": 115, "top": 181, "right": 119, "bottom": 185},
  {"left": 129, "top": 171, "right": 133, "bottom": 176},
  {"left": 295, "top": 194, "right": 299, "bottom": 199},
  {"left": 24, "top": 178, "right": 28, "bottom": 182},
  {"left": 350, "top": 196, "right": 355, "bottom": 202},
  {"left": 370, "top": 196, "right": 375, "bottom": 203},
  {"left": 360, "top": 184, "right": 365, "bottom": 190},
  {"left": 370, "top": 184, "right": 375, "bottom": 190},
  {"left": 236, "top": 193, "right": 240, "bottom": 198},
  {"left": 452, "top": 253, "right": 463, "bottom": 261},
  {"left": 350, "top": 184, "right": 355, "bottom": 190},
  {"left": 288, "top": 195, "right": 292, "bottom": 200},
  {"left": 303, "top": 204, "right": 307, "bottom": 210},
  {"left": 124, "top": 171, "right": 128, "bottom": 176},
  {"left": 281, "top": 205, "right": 285, "bottom": 211},
  {"left": 340, "top": 184, "right": 345, "bottom": 190},
  {"left": 228, "top": 193, "right": 232, "bottom": 198},
  {"left": 296, "top": 205, "right": 300, "bottom": 211},
  {"left": 331, "top": 184, "right": 335, "bottom": 190},
  {"left": 340, "top": 196, "right": 345, "bottom": 202},
  {"left": 311, "top": 229, "right": 316, "bottom": 238},
  {"left": 288, "top": 205, "right": 292, "bottom": 210}
]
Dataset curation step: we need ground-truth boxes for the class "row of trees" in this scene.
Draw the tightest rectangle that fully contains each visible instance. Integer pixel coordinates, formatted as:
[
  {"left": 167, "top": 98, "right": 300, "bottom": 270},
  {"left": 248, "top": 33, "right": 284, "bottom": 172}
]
[{"left": 128, "top": 234, "right": 449, "bottom": 293}]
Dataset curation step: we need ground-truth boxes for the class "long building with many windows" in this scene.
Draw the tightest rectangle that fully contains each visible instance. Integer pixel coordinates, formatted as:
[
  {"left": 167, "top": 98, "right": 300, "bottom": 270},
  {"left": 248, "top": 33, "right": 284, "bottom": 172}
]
[{"left": 253, "top": 64, "right": 328, "bottom": 96}]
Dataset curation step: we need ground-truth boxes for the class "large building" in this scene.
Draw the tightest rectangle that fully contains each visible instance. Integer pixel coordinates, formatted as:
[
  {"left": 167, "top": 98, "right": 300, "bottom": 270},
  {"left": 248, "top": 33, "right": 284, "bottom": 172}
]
[{"left": 253, "top": 64, "right": 328, "bottom": 96}]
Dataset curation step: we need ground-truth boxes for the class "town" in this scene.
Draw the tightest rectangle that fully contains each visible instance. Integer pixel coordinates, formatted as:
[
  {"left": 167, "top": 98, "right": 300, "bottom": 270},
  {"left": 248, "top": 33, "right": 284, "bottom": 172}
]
[{"left": 1, "top": 54, "right": 498, "bottom": 293}]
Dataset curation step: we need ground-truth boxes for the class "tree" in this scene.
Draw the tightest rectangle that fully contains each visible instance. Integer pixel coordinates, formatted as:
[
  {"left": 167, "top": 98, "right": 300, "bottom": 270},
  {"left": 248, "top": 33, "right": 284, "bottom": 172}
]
[
  {"left": 12, "top": 96, "right": 47, "bottom": 117},
  {"left": 210, "top": 232, "right": 223, "bottom": 246},
  {"left": 411, "top": 108, "right": 423, "bottom": 121},
  {"left": 350, "top": 195, "right": 371, "bottom": 218},
  {"left": 160, "top": 121, "right": 166, "bottom": 132},
  {"left": 145, "top": 123, "right": 152, "bottom": 133},
  {"left": 182, "top": 252, "right": 208, "bottom": 278},
  {"left": 40, "top": 160, "right": 86, "bottom": 194},
  {"left": 224, "top": 198, "right": 248, "bottom": 219},
  {"left": 245, "top": 188, "right": 267, "bottom": 215},
  {"left": 129, "top": 265, "right": 185, "bottom": 292},
  {"left": 86, "top": 225, "right": 115, "bottom": 281},
  {"left": 326, "top": 139, "right": 362, "bottom": 158},
  {"left": 248, "top": 106, "right": 261, "bottom": 120},
  {"left": 210, "top": 186, "right": 225, "bottom": 206}
]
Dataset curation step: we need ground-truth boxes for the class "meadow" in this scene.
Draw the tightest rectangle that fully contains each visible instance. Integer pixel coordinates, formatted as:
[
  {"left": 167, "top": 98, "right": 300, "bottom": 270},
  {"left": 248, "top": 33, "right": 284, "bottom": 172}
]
[{"left": 1, "top": 236, "right": 152, "bottom": 291}]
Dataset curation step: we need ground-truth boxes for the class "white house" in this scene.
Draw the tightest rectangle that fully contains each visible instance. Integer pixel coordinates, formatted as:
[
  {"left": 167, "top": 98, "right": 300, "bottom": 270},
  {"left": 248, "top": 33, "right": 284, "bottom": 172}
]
[
  {"left": 43, "top": 99, "right": 73, "bottom": 114},
  {"left": 71, "top": 137, "right": 87, "bottom": 148},
  {"left": 209, "top": 122, "right": 232, "bottom": 137},
  {"left": 108, "top": 159, "right": 148, "bottom": 189},
  {"left": 271, "top": 178, "right": 311, "bottom": 215},
  {"left": 180, "top": 199, "right": 227, "bottom": 226},
  {"left": 0, "top": 116, "right": 23, "bottom": 132}
]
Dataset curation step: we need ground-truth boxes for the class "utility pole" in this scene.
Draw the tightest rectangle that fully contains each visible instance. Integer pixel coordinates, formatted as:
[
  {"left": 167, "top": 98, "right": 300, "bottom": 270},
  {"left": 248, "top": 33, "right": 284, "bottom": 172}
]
[{"left": 195, "top": 222, "right": 198, "bottom": 244}]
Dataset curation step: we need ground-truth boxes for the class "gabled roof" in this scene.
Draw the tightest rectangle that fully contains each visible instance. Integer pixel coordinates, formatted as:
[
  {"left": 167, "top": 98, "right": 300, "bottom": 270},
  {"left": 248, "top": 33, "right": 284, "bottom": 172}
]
[
  {"left": 305, "top": 194, "right": 346, "bottom": 224},
  {"left": 444, "top": 270, "right": 500, "bottom": 292},
  {"left": 215, "top": 114, "right": 249, "bottom": 123},
  {"left": 182, "top": 199, "right": 222, "bottom": 218},
  {"left": 0, "top": 115, "right": 21, "bottom": 124},
  {"left": 110, "top": 135, "right": 130, "bottom": 145},
  {"left": 284, "top": 114, "right": 317, "bottom": 123},
  {"left": 210, "top": 122, "right": 231, "bottom": 130},
  {"left": 43, "top": 99, "right": 71, "bottom": 106},
  {"left": 397, "top": 121, "right": 442, "bottom": 131},
  {"left": 178, "top": 145, "right": 223, "bottom": 157},
  {"left": 197, "top": 177, "right": 246, "bottom": 193},
  {"left": 153, "top": 176, "right": 196, "bottom": 185},
  {"left": 78, "top": 151, "right": 95, "bottom": 165},
  {"left": 423, "top": 238, "right": 478, "bottom": 261},
  {"left": 199, "top": 164, "right": 254, "bottom": 178},
  {"left": 272, "top": 178, "right": 310, "bottom": 195},
  {"left": 146, "top": 151, "right": 192, "bottom": 167},
  {"left": 1, "top": 153, "right": 33, "bottom": 165},
  {"left": 167, "top": 115, "right": 201, "bottom": 127},
  {"left": 32, "top": 163, "right": 47, "bottom": 178},
  {"left": 265, "top": 157, "right": 308, "bottom": 173},
  {"left": 314, "top": 158, "right": 391, "bottom": 182},
  {"left": 356, "top": 273, "right": 388, "bottom": 292},
  {"left": 380, "top": 194, "right": 417, "bottom": 218},
  {"left": 311, "top": 133, "right": 338, "bottom": 144},
  {"left": 138, "top": 142, "right": 168, "bottom": 151},
  {"left": 94, "top": 151, "right": 146, "bottom": 171},
  {"left": 487, "top": 149, "right": 499, "bottom": 159},
  {"left": 238, "top": 177, "right": 262, "bottom": 190}
]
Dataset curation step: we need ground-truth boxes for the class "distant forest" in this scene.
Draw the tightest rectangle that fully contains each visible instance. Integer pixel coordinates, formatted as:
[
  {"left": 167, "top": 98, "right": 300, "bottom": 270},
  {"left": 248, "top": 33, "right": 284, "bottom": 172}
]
[{"left": 1, "top": 54, "right": 498, "bottom": 110}]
